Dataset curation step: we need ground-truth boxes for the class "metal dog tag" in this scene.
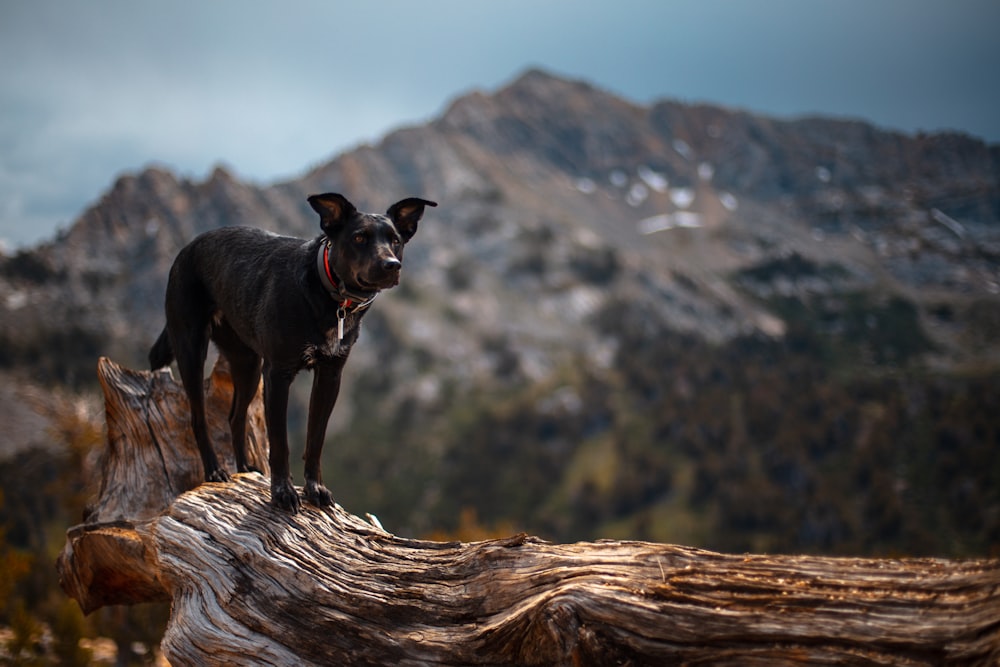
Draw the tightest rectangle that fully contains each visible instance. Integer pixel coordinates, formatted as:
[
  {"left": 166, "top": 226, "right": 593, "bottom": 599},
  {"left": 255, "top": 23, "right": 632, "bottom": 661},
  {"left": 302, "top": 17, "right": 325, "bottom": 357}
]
[{"left": 337, "top": 307, "right": 346, "bottom": 341}]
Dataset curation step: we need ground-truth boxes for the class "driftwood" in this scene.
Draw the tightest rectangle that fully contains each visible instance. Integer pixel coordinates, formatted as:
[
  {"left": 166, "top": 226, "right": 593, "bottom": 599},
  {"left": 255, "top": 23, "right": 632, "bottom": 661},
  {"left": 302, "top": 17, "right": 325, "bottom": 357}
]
[{"left": 58, "top": 358, "right": 1000, "bottom": 666}]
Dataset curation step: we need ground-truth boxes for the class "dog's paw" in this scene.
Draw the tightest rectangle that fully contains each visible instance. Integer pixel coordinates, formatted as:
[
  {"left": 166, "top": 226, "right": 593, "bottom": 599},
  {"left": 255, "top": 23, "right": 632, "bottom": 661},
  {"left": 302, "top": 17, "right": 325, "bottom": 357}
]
[
  {"left": 304, "top": 480, "right": 334, "bottom": 508},
  {"left": 206, "top": 467, "right": 232, "bottom": 483},
  {"left": 270, "top": 478, "right": 301, "bottom": 513}
]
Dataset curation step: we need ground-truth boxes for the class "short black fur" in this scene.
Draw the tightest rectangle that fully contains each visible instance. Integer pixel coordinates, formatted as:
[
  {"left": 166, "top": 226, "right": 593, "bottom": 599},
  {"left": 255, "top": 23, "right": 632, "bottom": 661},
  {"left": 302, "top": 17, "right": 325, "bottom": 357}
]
[{"left": 150, "top": 193, "right": 436, "bottom": 512}]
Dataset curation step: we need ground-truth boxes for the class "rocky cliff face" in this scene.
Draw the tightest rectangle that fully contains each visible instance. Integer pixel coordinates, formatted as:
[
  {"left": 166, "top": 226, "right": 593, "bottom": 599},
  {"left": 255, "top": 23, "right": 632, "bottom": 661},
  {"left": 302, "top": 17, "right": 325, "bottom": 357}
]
[
  {"left": 2, "top": 69, "right": 998, "bottom": 551},
  {"left": 4, "top": 69, "right": 997, "bottom": 383}
]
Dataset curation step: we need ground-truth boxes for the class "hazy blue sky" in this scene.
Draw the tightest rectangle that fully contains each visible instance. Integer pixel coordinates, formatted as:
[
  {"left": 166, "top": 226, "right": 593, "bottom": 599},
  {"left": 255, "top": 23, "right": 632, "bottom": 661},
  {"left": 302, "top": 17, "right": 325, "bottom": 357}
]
[{"left": 2, "top": 0, "right": 998, "bottom": 248}]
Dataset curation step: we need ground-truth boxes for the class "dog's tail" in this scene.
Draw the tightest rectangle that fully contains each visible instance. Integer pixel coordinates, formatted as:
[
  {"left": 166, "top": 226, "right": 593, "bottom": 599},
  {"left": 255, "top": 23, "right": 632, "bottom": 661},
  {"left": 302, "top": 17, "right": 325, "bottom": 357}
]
[{"left": 149, "top": 328, "right": 174, "bottom": 370}]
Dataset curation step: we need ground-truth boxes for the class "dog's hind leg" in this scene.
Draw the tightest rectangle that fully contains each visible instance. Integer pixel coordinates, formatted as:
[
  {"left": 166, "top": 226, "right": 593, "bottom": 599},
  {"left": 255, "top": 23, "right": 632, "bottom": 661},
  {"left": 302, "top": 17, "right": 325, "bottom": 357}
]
[
  {"left": 173, "top": 323, "right": 230, "bottom": 483},
  {"left": 213, "top": 323, "right": 263, "bottom": 474},
  {"left": 163, "top": 260, "right": 231, "bottom": 484}
]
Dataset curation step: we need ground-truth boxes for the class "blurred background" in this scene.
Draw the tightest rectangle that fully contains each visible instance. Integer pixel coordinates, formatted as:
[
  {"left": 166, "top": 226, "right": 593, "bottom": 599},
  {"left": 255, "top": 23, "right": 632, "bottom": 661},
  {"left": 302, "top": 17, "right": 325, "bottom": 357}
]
[{"left": 1, "top": 1, "right": 998, "bottom": 663}]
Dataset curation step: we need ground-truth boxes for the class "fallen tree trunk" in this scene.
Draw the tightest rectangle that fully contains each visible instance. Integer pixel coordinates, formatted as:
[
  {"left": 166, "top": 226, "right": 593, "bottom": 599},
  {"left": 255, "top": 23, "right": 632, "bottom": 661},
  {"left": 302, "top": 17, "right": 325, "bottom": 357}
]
[{"left": 59, "top": 358, "right": 1000, "bottom": 666}]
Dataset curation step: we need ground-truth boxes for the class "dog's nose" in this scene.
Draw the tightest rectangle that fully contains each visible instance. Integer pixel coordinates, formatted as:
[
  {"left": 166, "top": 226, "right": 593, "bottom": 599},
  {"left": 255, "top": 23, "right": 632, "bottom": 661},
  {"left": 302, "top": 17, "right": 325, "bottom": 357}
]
[{"left": 382, "top": 257, "right": 401, "bottom": 272}]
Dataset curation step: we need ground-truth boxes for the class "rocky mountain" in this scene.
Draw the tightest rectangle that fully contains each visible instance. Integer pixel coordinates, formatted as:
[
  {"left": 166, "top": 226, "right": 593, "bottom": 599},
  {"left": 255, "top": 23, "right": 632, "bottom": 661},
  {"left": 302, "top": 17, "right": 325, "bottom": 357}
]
[{"left": 2, "top": 69, "right": 998, "bottom": 554}]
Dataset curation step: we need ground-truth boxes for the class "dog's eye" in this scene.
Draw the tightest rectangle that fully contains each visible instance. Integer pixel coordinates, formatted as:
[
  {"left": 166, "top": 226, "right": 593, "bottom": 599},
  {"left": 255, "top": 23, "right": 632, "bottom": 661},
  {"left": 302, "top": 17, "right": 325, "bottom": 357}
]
[{"left": 353, "top": 233, "right": 366, "bottom": 245}]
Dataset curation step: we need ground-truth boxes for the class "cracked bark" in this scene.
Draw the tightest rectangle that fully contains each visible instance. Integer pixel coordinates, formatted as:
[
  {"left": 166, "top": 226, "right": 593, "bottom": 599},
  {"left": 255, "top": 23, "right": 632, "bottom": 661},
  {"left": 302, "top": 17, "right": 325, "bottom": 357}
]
[{"left": 58, "top": 358, "right": 1000, "bottom": 665}]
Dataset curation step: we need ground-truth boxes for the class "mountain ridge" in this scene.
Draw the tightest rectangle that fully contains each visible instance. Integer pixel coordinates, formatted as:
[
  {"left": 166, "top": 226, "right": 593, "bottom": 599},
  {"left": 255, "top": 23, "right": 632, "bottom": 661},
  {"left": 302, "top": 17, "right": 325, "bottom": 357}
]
[
  {"left": 1, "top": 68, "right": 998, "bottom": 553},
  {"left": 3, "top": 66, "right": 999, "bottom": 392}
]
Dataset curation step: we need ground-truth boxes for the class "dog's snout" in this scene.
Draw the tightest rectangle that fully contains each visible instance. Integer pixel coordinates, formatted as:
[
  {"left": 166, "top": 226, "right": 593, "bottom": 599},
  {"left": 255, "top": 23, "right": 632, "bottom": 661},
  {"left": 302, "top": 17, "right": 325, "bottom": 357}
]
[{"left": 382, "top": 257, "right": 402, "bottom": 272}]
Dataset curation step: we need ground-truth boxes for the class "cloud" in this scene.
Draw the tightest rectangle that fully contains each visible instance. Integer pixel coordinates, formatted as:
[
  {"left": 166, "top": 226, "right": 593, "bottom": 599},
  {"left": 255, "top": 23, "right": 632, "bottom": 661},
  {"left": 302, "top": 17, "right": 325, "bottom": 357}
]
[{"left": 1, "top": 0, "right": 998, "bottom": 248}]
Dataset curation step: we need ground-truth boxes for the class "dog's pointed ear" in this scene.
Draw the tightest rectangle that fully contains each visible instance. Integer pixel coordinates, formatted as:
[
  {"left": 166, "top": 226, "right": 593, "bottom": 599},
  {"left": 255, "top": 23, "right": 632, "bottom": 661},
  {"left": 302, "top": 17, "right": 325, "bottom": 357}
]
[
  {"left": 387, "top": 197, "right": 437, "bottom": 242},
  {"left": 308, "top": 193, "right": 357, "bottom": 234}
]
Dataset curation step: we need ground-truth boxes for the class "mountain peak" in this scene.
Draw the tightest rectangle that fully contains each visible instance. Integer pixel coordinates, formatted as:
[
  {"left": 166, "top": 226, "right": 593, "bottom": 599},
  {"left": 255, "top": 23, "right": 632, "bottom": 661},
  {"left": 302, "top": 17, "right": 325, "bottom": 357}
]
[
  {"left": 503, "top": 66, "right": 591, "bottom": 93},
  {"left": 437, "top": 68, "right": 644, "bottom": 175},
  {"left": 207, "top": 164, "right": 238, "bottom": 185}
]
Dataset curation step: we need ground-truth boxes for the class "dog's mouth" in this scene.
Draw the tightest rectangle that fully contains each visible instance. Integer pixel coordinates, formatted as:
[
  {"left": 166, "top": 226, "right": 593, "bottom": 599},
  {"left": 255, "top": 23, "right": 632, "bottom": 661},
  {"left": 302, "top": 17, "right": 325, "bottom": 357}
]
[{"left": 355, "top": 274, "right": 399, "bottom": 291}]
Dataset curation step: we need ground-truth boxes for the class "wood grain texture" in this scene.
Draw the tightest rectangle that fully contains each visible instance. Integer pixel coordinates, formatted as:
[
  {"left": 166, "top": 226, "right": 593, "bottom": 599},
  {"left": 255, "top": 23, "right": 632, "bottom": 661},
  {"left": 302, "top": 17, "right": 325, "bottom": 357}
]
[
  {"left": 58, "top": 358, "right": 1000, "bottom": 665},
  {"left": 91, "top": 355, "right": 269, "bottom": 523}
]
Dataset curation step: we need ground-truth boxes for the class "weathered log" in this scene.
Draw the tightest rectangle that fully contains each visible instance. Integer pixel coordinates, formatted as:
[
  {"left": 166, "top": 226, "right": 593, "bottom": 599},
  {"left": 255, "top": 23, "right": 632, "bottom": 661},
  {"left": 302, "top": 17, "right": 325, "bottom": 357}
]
[
  {"left": 59, "top": 356, "right": 269, "bottom": 609},
  {"left": 59, "top": 358, "right": 1000, "bottom": 666},
  {"left": 87, "top": 355, "right": 270, "bottom": 523}
]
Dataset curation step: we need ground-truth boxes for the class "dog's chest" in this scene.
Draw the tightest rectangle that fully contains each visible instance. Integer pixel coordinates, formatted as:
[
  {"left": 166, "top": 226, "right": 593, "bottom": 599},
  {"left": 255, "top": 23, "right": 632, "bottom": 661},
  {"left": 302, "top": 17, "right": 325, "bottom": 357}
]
[{"left": 302, "top": 317, "right": 359, "bottom": 367}]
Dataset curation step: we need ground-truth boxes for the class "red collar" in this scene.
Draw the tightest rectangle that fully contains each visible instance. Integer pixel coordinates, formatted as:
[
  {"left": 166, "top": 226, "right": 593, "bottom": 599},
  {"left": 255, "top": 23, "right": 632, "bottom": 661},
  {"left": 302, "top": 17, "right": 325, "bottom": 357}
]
[
  {"left": 322, "top": 242, "right": 352, "bottom": 308},
  {"left": 316, "top": 241, "right": 377, "bottom": 313}
]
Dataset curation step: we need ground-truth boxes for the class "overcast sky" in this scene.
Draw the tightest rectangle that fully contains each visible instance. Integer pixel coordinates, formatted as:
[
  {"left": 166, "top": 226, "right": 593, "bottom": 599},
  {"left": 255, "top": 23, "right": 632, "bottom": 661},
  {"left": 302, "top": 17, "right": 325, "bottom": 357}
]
[{"left": 2, "top": 0, "right": 998, "bottom": 249}]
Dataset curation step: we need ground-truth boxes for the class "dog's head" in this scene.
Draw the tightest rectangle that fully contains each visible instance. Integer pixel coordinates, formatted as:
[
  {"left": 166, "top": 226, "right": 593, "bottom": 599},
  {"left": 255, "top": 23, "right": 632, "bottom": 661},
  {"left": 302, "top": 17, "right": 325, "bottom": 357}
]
[{"left": 307, "top": 193, "right": 436, "bottom": 292}]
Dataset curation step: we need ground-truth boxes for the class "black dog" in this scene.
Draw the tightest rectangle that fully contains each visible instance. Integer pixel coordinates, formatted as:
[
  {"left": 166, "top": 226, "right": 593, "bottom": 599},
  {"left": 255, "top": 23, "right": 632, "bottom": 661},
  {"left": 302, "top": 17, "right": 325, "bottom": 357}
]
[{"left": 149, "top": 193, "right": 436, "bottom": 512}]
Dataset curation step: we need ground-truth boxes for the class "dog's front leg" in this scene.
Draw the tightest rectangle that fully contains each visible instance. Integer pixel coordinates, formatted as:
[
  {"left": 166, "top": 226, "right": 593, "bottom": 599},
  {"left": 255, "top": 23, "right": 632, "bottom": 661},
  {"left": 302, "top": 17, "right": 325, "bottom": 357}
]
[
  {"left": 303, "top": 359, "right": 345, "bottom": 508},
  {"left": 263, "top": 363, "right": 300, "bottom": 512}
]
